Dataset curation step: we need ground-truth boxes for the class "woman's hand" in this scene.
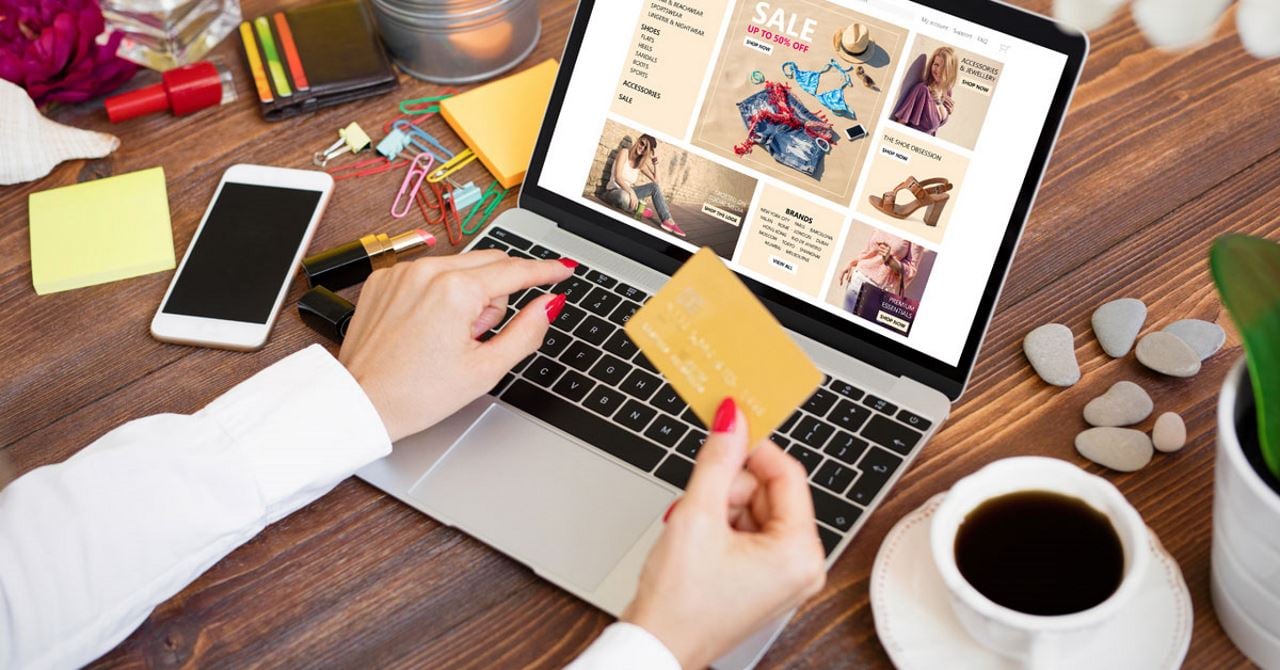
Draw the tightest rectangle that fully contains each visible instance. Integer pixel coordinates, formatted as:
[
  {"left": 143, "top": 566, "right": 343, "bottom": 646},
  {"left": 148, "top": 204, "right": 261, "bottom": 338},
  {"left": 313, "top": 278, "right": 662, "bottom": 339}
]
[
  {"left": 339, "top": 251, "right": 574, "bottom": 442},
  {"left": 941, "top": 94, "right": 954, "bottom": 114},
  {"left": 622, "top": 398, "right": 826, "bottom": 669},
  {"left": 839, "top": 264, "right": 852, "bottom": 286}
]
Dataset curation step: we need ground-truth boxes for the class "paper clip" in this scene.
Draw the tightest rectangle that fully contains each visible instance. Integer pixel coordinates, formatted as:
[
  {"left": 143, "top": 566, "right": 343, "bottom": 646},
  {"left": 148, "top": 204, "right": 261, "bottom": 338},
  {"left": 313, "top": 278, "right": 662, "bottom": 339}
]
[
  {"left": 391, "top": 153, "right": 434, "bottom": 218},
  {"left": 399, "top": 92, "right": 454, "bottom": 115},
  {"left": 329, "top": 156, "right": 407, "bottom": 181},
  {"left": 460, "top": 180, "right": 509, "bottom": 235},
  {"left": 416, "top": 180, "right": 463, "bottom": 246},
  {"left": 313, "top": 122, "right": 371, "bottom": 166},
  {"left": 394, "top": 120, "right": 455, "bottom": 163},
  {"left": 427, "top": 149, "right": 479, "bottom": 183}
]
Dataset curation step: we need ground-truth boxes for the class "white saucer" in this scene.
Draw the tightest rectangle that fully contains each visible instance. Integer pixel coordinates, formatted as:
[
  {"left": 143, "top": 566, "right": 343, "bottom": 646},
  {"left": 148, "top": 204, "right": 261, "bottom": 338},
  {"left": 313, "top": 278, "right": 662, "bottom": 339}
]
[{"left": 871, "top": 494, "right": 1192, "bottom": 670}]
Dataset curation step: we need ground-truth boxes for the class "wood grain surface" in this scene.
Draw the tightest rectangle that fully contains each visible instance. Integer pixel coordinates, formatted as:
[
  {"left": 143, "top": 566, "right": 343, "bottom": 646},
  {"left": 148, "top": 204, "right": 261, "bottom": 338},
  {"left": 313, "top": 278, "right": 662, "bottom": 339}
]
[{"left": 2, "top": 0, "right": 1277, "bottom": 667}]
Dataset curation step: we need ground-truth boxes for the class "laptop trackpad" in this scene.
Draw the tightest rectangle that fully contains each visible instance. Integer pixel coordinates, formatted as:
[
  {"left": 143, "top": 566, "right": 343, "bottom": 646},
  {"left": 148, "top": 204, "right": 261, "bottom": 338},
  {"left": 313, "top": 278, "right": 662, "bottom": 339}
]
[{"left": 408, "top": 404, "right": 673, "bottom": 592}]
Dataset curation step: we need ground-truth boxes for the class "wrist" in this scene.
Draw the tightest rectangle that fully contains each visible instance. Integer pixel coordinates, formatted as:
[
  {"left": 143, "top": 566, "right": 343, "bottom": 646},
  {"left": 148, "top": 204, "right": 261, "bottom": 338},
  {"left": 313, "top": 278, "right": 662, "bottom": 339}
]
[{"left": 622, "top": 602, "right": 701, "bottom": 669}]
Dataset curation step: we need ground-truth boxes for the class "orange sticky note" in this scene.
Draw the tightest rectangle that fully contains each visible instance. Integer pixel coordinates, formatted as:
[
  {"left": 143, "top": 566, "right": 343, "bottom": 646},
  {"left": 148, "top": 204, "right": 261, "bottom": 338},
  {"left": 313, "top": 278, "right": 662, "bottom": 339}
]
[
  {"left": 440, "top": 59, "right": 558, "bottom": 189},
  {"left": 625, "top": 248, "right": 823, "bottom": 445}
]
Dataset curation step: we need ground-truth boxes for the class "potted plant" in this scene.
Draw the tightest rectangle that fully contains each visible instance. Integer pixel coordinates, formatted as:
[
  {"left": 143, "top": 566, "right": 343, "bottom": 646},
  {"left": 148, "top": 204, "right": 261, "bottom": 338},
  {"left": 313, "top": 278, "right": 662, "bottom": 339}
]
[{"left": 1209, "top": 234, "right": 1280, "bottom": 667}]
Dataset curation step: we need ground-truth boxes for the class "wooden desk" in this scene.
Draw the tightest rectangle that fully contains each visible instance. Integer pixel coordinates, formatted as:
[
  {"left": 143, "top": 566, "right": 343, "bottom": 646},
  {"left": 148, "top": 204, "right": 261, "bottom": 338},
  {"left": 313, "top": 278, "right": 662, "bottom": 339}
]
[{"left": 2, "top": 0, "right": 1276, "bottom": 666}]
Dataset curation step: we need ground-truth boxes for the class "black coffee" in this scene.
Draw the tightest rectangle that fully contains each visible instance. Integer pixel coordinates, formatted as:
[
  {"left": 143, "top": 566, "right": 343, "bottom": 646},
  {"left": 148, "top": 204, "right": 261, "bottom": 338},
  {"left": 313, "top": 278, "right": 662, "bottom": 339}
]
[{"left": 954, "top": 491, "right": 1124, "bottom": 616}]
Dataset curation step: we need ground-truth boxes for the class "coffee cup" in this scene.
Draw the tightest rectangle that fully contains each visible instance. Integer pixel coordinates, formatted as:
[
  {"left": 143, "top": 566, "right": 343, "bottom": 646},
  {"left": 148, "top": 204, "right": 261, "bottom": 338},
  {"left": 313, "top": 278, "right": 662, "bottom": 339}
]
[{"left": 929, "top": 457, "right": 1150, "bottom": 668}]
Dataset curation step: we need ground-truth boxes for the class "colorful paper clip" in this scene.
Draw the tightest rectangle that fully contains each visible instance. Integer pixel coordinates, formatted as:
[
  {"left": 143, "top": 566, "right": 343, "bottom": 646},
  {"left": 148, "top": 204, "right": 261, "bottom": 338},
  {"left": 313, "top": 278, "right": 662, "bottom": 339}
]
[
  {"left": 395, "top": 120, "right": 455, "bottom": 163},
  {"left": 328, "top": 156, "right": 407, "bottom": 181},
  {"left": 399, "top": 93, "right": 454, "bottom": 115},
  {"left": 460, "top": 180, "right": 510, "bottom": 235},
  {"left": 416, "top": 179, "right": 464, "bottom": 246},
  {"left": 391, "top": 153, "right": 434, "bottom": 218},
  {"left": 427, "top": 149, "right": 479, "bottom": 183},
  {"left": 313, "top": 122, "right": 371, "bottom": 166}
]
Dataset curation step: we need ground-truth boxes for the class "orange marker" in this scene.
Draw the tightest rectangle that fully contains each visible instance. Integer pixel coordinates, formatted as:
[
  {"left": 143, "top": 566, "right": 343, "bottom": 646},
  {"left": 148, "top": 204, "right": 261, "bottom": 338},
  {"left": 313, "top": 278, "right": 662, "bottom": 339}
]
[
  {"left": 273, "top": 13, "right": 309, "bottom": 92},
  {"left": 239, "top": 22, "right": 273, "bottom": 103}
]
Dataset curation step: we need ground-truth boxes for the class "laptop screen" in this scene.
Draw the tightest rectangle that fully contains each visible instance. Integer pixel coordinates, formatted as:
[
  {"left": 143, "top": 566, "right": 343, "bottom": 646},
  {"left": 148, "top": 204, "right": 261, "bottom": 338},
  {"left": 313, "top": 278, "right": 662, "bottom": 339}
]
[{"left": 536, "top": 0, "right": 1071, "bottom": 370}]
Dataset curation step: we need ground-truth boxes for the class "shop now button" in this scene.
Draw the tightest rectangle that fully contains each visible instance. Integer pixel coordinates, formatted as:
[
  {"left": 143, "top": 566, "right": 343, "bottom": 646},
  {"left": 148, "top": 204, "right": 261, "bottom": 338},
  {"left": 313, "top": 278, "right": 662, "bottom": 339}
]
[
  {"left": 744, "top": 36, "right": 774, "bottom": 55},
  {"left": 768, "top": 255, "right": 798, "bottom": 274}
]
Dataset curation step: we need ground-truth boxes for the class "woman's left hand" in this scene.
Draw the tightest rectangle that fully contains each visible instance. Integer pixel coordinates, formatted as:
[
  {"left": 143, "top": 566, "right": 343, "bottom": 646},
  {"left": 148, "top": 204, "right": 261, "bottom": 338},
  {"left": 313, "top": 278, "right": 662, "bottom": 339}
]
[{"left": 339, "top": 251, "right": 575, "bottom": 441}]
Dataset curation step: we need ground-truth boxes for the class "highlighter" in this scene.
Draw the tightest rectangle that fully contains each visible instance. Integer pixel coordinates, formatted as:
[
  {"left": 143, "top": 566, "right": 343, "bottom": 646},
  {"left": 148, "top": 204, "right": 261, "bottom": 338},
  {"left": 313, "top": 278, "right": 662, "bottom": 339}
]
[{"left": 302, "top": 229, "right": 435, "bottom": 291}]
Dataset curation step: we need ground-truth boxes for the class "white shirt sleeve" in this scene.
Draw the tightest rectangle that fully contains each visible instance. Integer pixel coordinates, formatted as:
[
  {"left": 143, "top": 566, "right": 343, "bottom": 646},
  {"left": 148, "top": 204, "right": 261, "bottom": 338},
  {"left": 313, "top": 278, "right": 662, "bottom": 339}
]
[
  {"left": 565, "top": 622, "right": 682, "bottom": 670},
  {"left": 0, "top": 344, "right": 392, "bottom": 670}
]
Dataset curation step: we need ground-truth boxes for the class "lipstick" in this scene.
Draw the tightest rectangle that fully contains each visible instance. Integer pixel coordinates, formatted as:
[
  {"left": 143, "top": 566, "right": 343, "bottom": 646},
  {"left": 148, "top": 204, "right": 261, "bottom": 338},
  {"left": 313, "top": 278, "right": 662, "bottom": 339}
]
[{"left": 302, "top": 229, "right": 435, "bottom": 291}]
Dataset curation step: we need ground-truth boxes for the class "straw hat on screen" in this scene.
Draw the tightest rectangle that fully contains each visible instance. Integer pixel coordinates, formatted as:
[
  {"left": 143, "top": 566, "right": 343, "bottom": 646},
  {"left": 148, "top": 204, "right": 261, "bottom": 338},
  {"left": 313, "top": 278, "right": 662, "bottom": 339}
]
[{"left": 833, "top": 23, "right": 875, "bottom": 63}]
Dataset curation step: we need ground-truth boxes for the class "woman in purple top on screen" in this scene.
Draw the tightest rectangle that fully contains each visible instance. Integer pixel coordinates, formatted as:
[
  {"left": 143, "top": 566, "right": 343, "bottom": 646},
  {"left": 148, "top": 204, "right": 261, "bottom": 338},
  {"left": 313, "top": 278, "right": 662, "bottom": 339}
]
[{"left": 892, "top": 46, "right": 959, "bottom": 136}]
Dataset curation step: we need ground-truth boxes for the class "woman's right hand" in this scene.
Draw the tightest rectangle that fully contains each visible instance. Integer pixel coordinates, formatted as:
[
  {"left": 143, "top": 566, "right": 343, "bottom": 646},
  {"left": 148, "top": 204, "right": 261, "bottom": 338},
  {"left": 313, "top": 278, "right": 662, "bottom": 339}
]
[
  {"left": 339, "top": 251, "right": 574, "bottom": 442},
  {"left": 622, "top": 399, "right": 827, "bottom": 669},
  {"left": 839, "top": 265, "right": 852, "bottom": 286}
]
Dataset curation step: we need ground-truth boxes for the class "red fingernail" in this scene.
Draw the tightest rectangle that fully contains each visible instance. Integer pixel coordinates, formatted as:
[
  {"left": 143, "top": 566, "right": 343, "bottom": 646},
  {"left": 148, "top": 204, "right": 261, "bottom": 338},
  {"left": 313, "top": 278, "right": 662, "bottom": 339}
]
[
  {"left": 712, "top": 397, "right": 736, "bottom": 433},
  {"left": 662, "top": 499, "right": 679, "bottom": 523},
  {"left": 557, "top": 258, "right": 579, "bottom": 269},
  {"left": 544, "top": 294, "right": 566, "bottom": 322}
]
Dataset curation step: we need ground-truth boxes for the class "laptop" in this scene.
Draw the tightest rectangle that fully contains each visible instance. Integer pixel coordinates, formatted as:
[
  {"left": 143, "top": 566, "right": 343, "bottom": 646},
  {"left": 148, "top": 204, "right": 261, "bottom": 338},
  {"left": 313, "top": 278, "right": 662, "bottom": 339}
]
[{"left": 359, "top": 0, "right": 1086, "bottom": 666}]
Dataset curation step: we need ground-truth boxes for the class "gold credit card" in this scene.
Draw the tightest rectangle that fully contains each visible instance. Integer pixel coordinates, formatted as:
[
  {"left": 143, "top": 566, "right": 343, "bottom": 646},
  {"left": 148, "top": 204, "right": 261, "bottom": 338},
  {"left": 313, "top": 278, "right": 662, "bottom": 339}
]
[{"left": 625, "top": 248, "right": 823, "bottom": 446}]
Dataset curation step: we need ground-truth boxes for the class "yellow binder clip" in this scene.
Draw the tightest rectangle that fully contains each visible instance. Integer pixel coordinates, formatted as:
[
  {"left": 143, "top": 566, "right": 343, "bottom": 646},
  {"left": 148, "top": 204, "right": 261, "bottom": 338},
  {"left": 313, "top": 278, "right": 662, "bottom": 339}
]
[
  {"left": 426, "top": 148, "right": 479, "bottom": 183},
  {"left": 312, "top": 122, "right": 372, "bottom": 166}
]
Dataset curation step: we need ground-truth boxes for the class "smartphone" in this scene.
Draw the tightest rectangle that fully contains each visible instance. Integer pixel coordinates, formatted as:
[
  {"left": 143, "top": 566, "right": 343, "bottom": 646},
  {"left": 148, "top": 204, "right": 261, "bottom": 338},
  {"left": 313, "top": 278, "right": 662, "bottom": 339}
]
[
  {"left": 150, "top": 164, "right": 334, "bottom": 350},
  {"left": 844, "top": 124, "right": 868, "bottom": 141}
]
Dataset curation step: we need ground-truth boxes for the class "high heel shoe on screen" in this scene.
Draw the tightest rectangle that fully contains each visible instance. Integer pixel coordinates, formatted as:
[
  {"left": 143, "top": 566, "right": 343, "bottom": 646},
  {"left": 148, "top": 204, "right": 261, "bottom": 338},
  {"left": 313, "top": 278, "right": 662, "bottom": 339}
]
[{"left": 868, "top": 176, "right": 953, "bottom": 226}]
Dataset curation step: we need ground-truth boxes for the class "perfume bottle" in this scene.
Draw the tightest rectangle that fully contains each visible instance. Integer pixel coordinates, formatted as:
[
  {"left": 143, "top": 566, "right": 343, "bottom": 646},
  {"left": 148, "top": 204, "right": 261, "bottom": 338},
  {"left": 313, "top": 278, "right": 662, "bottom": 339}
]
[{"left": 101, "top": 0, "right": 242, "bottom": 71}]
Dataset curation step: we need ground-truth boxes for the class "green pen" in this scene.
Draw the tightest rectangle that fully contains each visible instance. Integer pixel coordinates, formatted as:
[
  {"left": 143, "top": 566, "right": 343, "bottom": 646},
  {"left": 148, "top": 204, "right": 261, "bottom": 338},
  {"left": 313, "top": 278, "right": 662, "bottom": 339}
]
[{"left": 253, "top": 16, "right": 292, "bottom": 97}]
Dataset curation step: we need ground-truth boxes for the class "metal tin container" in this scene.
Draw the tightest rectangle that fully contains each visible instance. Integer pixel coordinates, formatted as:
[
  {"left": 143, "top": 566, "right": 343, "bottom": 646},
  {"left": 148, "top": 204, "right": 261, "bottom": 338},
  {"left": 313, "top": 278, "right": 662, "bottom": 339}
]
[{"left": 369, "top": 0, "right": 541, "bottom": 84}]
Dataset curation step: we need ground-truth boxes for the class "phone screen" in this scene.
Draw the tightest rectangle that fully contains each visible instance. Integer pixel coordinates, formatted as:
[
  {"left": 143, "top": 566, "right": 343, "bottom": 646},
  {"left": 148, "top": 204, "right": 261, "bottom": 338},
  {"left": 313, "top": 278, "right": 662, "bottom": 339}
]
[
  {"left": 163, "top": 183, "right": 321, "bottom": 324},
  {"left": 845, "top": 125, "right": 867, "bottom": 141}
]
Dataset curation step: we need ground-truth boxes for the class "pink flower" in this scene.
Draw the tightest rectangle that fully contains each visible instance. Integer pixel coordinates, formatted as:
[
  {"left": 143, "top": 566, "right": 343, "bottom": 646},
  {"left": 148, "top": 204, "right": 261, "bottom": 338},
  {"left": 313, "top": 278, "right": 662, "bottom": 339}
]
[{"left": 0, "top": 0, "right": 137, "bottom": 106}]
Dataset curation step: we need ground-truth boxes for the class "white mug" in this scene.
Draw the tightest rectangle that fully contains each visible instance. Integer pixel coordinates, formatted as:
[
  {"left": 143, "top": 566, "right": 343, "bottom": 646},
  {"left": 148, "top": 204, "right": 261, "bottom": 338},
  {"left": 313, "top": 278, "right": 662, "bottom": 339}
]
[{"left": 929, "top": 457, "right": 1150, "bottom": 669}]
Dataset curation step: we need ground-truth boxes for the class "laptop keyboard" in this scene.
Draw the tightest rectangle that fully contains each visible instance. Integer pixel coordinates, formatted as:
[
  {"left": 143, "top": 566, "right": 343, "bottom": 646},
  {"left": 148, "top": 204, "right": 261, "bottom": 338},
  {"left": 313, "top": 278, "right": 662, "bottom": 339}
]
[{"left": 474, "top": 228, "right": 933, "bottom": 558}]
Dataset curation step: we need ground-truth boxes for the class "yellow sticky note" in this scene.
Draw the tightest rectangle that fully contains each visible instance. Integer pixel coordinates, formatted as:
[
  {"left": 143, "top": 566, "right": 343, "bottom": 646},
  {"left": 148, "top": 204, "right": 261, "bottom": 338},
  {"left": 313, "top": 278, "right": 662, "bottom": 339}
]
[
  {"left": 440, "top": 59, "right": 558, "bottom": 189},
  {"left": 626, "top": 248, "right": 823, "bottom": 445},
  {"left": 28, "top": 167, "right": 175, "bottom": 295}
]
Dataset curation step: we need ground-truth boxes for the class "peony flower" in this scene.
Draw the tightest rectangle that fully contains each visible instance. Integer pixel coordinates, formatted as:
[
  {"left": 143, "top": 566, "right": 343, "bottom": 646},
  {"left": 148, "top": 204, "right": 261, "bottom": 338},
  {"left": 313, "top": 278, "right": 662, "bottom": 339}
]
[
  {"left": 0, "top": 0, "right": 137, "bottom": 106},
  {"left": 1054, "top": 0, "right": 1280, "bottom": 58}
]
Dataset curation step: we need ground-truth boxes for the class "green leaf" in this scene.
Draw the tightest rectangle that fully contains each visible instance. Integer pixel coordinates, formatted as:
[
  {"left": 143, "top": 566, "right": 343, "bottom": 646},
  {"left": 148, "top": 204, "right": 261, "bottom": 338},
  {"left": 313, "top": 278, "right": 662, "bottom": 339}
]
[{"left": 1211, "top": 235, "right": 1280, "bottom": 479}]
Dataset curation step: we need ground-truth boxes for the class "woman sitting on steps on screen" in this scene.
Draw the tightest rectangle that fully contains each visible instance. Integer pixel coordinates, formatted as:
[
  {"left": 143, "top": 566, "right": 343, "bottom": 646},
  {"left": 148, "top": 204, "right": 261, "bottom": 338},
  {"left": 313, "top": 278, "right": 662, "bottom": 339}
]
[{"left": 603, "top": 133, "right": 688, "bottom": 238}]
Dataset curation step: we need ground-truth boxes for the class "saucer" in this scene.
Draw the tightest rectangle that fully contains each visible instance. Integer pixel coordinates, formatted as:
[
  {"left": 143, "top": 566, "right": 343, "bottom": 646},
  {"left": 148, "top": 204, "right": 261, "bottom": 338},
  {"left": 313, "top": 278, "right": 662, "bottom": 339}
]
[{"left": 870, "top": 495, "right": 1192, "bottom": 670}]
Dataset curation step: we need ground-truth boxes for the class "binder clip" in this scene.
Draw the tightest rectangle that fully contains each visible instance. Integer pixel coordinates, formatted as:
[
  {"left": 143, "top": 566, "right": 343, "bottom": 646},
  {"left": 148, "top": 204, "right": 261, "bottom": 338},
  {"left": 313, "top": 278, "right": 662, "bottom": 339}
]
[
  {"left": 313, "top": 122, "right": 372, "bottom": 166},
  {"left": 447, "top": 180, "right": 483, "bottom": 211}
]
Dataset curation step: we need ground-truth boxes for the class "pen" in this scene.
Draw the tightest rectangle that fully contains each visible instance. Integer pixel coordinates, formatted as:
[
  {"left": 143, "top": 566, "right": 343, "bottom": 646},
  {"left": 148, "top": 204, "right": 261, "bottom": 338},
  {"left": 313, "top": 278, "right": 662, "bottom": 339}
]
[{"left": 302, "top": 228, "right": 435, "bottom": 291}]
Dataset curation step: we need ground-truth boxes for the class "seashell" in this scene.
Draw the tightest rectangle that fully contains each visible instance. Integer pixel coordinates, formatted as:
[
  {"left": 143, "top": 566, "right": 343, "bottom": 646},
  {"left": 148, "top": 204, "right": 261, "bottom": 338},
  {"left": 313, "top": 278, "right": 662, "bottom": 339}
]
[{"left": 0, "top": 79, "right": 120, "bottom": 186}]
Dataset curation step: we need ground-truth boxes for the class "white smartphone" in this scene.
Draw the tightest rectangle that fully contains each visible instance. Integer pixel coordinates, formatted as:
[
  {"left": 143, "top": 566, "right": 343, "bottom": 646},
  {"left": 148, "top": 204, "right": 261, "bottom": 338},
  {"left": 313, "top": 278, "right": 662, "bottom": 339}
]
[{"left": 151, "top": 164, "right": 334, "bottom": 351}]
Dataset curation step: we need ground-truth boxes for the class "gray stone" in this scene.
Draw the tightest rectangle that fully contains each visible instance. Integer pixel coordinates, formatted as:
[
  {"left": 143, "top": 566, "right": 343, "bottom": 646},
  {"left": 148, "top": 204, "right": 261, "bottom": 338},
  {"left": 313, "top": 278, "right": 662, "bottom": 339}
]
[
  {"left": 1076, "top": 427, "right": 1154, "bottom": 472},
  {"left": 1163, "top": 319, "right": 1226, "bottom": 361},
  {"left": 1153, "top": 412, "right": 1187, "bottom": 453},
  {"left": 1083, "top": 381, "right": 1154, "bottom": 427},
  {"left": 1024, "top": 324, "right": 1080, "bottom": 387},
  {"left": 1135, "top": 332, "right": 1202, "bottom": 377},
  {"left": 1091, "top": 298, "right": 1147, "bottom": 358}
]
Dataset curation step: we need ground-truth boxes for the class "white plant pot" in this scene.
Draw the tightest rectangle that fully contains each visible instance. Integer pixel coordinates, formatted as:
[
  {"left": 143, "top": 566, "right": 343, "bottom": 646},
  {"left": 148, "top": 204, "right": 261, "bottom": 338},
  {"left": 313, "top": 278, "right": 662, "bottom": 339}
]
[{"left": 1211, "top": 358, "right": 1280, "bottom": 668}]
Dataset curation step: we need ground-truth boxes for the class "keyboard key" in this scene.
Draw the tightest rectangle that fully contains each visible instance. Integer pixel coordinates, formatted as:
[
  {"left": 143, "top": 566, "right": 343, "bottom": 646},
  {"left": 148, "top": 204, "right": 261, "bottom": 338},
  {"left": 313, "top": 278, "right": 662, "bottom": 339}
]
[
  {"left": 633, "top": 351, "right": 658, "bottom": 373},
  {"left": 770, "top": 433, "right": 790, "bottom": 449},
  {"left": 818, "top": 525, "right": 842, "bottom": 557},
  {"left": 847, "top": 470, "right": 892, "bottom": 507},
  {"left": 811, "top": 486, "right": 862, "bottom": 532},
  {"left": 473, "top": 237, "right": 508, "bottom": 252},
  {"left": 529, "top": 244, "right": 558, "bottom": 260},
  {"left": 488, "top": 227, "right": 532, "bottom": 250},
  {"left": 514, "top": 353, "right": 534, "bottom": 374},
  {"left": 514, "top": 291, "right": 541, "bottom": 309},
  {"left": 828, "top": 400, "right": 871, "bottom": 432},
  {"left": 781, "top": 412, "right": 801, "bottom": 433},
  {"left": 862, "top": 393, "right": 899, "bottom": 416},
  {"left": 617, "top": 400, "right": 657, "bottom": 432},
  {"left": 552, "top": 303, "right": 587, "bottom": 331},
  {"left": 608, "top": 300, "right": 639, "bottom": 326},
  {"left": 814, "top": 461, "right": 856, "bottom": 495},
  {"left": 803, "top": 389, "right": 837, "bottom": 417},
  {"left": 553, "top": 276, "right": 595, "bottom": 303},
  {"left": 524, "top": 355, "right": 565, "bottom": 387},
  {"left": 858, "top": 445, "right": 903, "bottom": 477},
  {"left": 584, "top": 269, "right": 618, "bottom": 289},
  {"left": 502, "top": 380, "right": 665, "bottom": 471},
  {"left": 615, "top": 283, "right": 648, "bottom": 302},
  {"left": 588, "top": 354, "right": 630, "bottom": 386},
  {"left": 619, "top": 368, "right": 661, "bottom": 401},
  {"left": 552, "top": 370, "right": 595, "bottom": 402},
  {"left": 896, "top": 409, "right": 932, "bottom": 431},
  {"left": 681, "top": 407, "right": 706, "bottom": 429},
  {"left": 791, "top": 416, "right": 834, "bottom": 450},
  {"left": 787, "top": 444, "right": 824, "bottom": 475},
  {"left": 824, "top": 432, "right": 868, "bottom": 465},
  {"left": 573, "top": 263, "right": 589, "bottom": 277},
  {"left": 583, "top": 385, "right": 626, "bottom": 417},
  {"left": 538, "top": 329, "right": 572, "bottom": 358},
  {"left": 509, "top": 250, "right": 533, "bottom": 259},
  {"left": 861, "top": 415, "right": 921, "bottom": 455},
  {"left": 602, "top": 330, "right": 639, "bottom": 359},
  {"left": 574, "top": 315, "right": 614, "bottom": 346},
  {"left": 675, "top": 430, "right": 707, "bottom": 459},
  {"left": 489, "top": 373, "right": 515, "bottom": 396},
  {"left": 496, "top": 306, "right": 517, "bottom": 330},
  {"left": 644, "top": 414, "right": 688, "bottom": 447},
  {"left": 655, "top": 454, "right": 695, "bottom": 489},
  {"left": 582, "top": 287, "right": 622, "bottom": 317},
  {"left": 650, "top": 384, "right": 685, "bottom": 416},
  {"left": 559, "top": 340, "right": 602, "bottom": 372},
  {"left": 828, "top": 379, "right": 863, "bottom": 401}
]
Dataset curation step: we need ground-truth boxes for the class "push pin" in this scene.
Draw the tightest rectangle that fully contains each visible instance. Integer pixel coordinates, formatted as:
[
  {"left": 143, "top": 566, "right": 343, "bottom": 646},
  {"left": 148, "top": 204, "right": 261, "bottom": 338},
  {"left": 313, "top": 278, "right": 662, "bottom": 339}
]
[{"left": 313, "top": 122, "right": 372, "bottom": 166}]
